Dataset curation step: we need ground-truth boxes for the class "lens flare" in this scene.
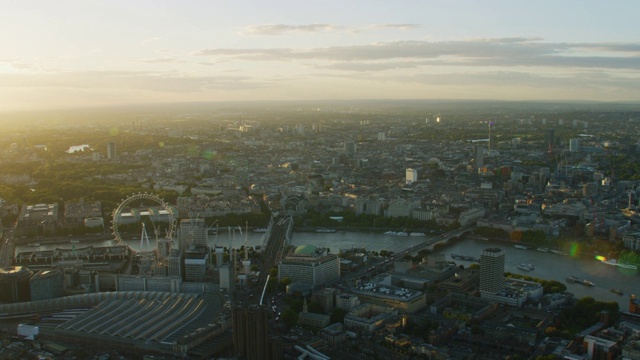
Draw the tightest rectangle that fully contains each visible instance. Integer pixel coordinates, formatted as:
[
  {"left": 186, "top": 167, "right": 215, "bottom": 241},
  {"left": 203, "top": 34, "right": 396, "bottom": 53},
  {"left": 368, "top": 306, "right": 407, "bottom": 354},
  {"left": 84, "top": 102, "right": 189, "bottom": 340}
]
[
  {"left": 570, "top": 243, "right": 579, "bottom": 257},
  {"left": 595, "top": 255, "right": 606, "bottom": 261}
]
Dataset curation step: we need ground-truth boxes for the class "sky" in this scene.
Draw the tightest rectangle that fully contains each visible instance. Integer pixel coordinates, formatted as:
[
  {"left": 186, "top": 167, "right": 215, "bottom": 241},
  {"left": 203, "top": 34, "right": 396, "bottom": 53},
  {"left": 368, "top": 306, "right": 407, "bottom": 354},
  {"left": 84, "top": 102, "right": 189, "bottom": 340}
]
[{"left": 1, "top": 0, "right": 639, "bottom": 112}]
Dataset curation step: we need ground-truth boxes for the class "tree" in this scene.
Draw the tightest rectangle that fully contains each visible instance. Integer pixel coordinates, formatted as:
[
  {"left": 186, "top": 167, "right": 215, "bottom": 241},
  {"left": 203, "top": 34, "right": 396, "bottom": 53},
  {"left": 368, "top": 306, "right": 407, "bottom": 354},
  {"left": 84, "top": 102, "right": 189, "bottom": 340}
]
[
  {"left": 281, "top": 308, "right": 298, "bottom": 328},
  {"left": 279, "top": 277, "right": 292, "bottom": 290}
]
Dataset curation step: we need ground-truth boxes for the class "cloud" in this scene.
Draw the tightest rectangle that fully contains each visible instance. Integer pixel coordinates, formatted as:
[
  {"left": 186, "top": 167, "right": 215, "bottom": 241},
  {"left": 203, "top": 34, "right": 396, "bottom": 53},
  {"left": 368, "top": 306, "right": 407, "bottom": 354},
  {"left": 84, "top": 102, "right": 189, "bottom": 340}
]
[
  {"left": 0, "top": 71, "right": 274, "bottom": 92},
  {"left": 374, "top": 23, "right": 421, "bottom": 30},
  {"left": 241, "top": 23, "right": 336, "bottom": 36},
  {"left": 194, "top": 38, "right": 640, "bottom": 71},
  {"left": 0, "top": 58, "right": 33, "bottom": 71},
  {"left": 348, "top": 23, "right": 421, "bottom": 33},
  {"left": 321, "top": 60, "right": 430, "bottom": 72},
  {"left": 136, "top": 57, "right": 183, "bottom": 64},
  {"left": 240, "top": 23, "right": 420, "bottom": 36}
]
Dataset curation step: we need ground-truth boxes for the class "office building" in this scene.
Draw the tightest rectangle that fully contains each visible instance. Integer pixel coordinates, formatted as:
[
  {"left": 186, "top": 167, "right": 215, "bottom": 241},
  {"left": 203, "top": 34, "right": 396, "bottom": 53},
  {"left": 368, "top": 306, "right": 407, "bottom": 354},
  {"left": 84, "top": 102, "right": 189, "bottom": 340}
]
[
  {"left": 184, "top": 249, "right": 208, "bottom": 282},
  {"left": 214, "top": 246, "right": 224, "bottom": 269},
  {"left": 278, "top": 245, "right": 340, "bottom": 288},
  {"left": 219, "top": 263, "right": 235, "bottom": 292},
  {"left": 488, "top": 122, "right": 494, "bottom": 150},
  {"left": 107, "top": 142, "right": 116, "bottom": 160},
  {"left": 167, "top": 249, "right": 182, "bottom": 278},
  {"left": 0, "top": 266, "right": 33, "bottom": 303},
  {"left": 178, "top": 218, "right": 207, "bottom": 250},
  {"left": 479, "top": 248, "right": 505, "bottom": 296},
  {"left": 406, "top": 168, "right": 417, "bottom": 185},
  {"left": 233, "top": 305, "right": 270, "bottom": 360},
  {"left": 544, "top": 129, "right": 555, "bottom": 151},
  {"left": 569, "top": 138, "right": 580, "bottom": 152},
  {"left": 474, "top": 145, "right": 484, "bottom": 169},
  {"left": 30, "top": 269, "right": 64, "bottom": 301},
  {"left": 344, "top": 141, "right": 356, "bottom": 157}
]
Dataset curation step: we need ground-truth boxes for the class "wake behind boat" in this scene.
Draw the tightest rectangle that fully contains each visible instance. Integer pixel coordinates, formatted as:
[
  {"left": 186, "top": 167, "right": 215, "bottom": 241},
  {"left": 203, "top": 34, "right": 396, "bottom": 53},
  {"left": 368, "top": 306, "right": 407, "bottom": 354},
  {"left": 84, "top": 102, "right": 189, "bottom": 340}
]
[
  {"left": 600, "top": 258, "right": 638, "bottom": 270},
  {"left": 384, "top": 231, "right": 409, "bottom": 236}
]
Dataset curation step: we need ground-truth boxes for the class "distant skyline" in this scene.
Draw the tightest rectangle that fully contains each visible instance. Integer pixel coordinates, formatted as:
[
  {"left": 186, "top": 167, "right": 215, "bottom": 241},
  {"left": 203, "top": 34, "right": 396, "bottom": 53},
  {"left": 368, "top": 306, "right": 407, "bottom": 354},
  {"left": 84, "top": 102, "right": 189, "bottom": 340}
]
[{"left": 1, "top": 0, "right": 639, "bottom": 112}]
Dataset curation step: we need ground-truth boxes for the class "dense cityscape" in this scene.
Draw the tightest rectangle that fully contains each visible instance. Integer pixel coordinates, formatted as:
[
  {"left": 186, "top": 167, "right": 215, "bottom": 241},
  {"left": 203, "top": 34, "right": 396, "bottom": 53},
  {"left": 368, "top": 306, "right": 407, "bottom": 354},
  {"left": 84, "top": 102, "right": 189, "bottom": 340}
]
[
  {"left": 3, "top": 1, "right": 640, "bottom": 359},
  {"left": 0, "top": 100, "right": 639, "bottom": 359}
]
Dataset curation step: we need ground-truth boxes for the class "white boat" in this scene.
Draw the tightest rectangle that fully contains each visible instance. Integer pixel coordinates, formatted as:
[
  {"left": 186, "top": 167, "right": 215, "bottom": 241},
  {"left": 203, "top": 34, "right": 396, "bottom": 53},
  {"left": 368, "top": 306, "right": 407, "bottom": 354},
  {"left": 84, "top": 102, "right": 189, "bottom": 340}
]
[
  {"left": 410, "top": 232, "right": 425, "bottom": 237},
  {"left": 514, "top": 245, "right": 529, "bottom": 250},
  {"left": 252, "top": 228, "right": 268, "bottom": 233},
  {"left": 316, "top": 228, "right": 336, "bottom": 233},
  {"left": 517, "top": 263, "right": 535, "bottom": 271},
  {"left": 550, "top": 249, "right": 568, "bottom": 256},
  {"left": 384, "top": 231, "right": 408, "bottom": 236},
  {"left": 536, "top": 247, "right": 549, "bottom": 253}
]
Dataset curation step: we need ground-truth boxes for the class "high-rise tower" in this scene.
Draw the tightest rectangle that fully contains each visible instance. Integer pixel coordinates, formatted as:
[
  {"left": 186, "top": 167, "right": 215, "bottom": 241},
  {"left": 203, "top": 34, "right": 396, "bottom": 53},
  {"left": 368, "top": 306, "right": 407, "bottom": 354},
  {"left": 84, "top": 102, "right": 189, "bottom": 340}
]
[
  {"left": 544, "top": 129, "right": 555, "bottom": 152},
  {"left": 177, "top": 218, "right": 207, "bottom": 250},
  {"left": 344, "top": 141, "right": 356, "bottom": 157},
  {"left": 488, "top": 122, "right": 495, "bottom": 150},
  {"left": 107, "top": 142, "right": 116, "bottom": 160},
  {"left": 233, "top": 305, "right": 271, "bottom": 359},
  {"left": 405, "top": 168, "right": 417, "bottom": 185},
  {"left": 479, "top": 248, "right": 505, "bottom": 296},
  {"left": 474, "top": 145, "right": 484, "bottom": 170}
]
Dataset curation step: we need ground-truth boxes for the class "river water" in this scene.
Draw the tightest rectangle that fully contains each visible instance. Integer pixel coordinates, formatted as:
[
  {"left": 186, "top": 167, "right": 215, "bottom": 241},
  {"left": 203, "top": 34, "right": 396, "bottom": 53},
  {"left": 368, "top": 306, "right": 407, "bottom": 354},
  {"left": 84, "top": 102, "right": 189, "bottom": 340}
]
[
  {"left": 21, "top": 230, "right": 640, "bottom": 309},
  {"left": 207, "top": 230, "right": 640, "bottom": 309}
]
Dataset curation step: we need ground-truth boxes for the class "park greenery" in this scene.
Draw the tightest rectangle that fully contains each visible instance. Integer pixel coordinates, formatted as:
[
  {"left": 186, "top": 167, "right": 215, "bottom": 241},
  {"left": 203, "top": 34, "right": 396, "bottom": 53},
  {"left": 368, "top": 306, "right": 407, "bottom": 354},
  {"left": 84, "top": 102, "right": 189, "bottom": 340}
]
[
  {"left": 550, "top": 297, "right": 620, "bottom": 338},
  {"left": 504, "top": 273, "right": 567, "bottom": 294}
]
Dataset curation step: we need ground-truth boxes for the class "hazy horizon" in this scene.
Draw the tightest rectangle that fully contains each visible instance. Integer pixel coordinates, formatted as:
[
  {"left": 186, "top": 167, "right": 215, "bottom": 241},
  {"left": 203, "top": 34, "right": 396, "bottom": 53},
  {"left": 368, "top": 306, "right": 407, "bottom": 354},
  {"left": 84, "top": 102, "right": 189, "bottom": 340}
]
[{"left": 2, "top": 1, "right": 640, "bottom": 112}]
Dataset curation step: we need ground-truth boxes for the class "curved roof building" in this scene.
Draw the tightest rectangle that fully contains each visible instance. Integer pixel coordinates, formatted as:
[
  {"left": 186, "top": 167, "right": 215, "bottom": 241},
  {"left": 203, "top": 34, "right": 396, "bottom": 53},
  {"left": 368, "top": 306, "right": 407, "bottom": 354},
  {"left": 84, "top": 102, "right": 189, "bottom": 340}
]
[
  {"left": 294, "top": 244, "right": 317, "bottom": 255},
  {"left": 279, "top": 244, "right": 339, "bottom": 288},
  {"left": 0, "top": 266, "right": 33, "bottom": 303}
]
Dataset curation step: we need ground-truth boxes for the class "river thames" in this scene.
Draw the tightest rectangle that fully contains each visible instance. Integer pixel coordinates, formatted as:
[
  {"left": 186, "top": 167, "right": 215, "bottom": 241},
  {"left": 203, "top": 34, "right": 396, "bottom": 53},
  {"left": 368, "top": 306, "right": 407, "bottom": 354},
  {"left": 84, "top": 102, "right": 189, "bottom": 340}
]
[
  {"left": 206, "top": 230, "right": 640, "bottom": 309},
  {"left": 21, "top": 229, "right": 640, "bottom": 309}
]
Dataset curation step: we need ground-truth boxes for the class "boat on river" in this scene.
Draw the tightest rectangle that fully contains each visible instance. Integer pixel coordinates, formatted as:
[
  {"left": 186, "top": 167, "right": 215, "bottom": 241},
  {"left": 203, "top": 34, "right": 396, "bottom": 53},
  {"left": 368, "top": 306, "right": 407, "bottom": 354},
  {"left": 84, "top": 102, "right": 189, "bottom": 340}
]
[
  {"left": 610, "top": 288, "right": 624, "bottom": 296},
  {"left": 384, "top": 231, "right": 409, "bottom": 237},
  {"left": 451, "top": 254, "right": 478, "bottom": 262},
  {"left": 517, "top": 263, "right": 535, "bottom": 271},
  {"left": 582, "top": 279, "right": 595, "bottom": 287},
  {"left": 514, "top": 245, "right": 529, "bottom": 250},
  {"left": 566, "top": 276, "right": 580, "bottom": 283},
  {"left": 550, "top": 249, "right": 568, "bottom": 256},
  {"left": 600, "top": 258, "right": 638, "bottom": 270},
  {"left": 537, "top": 247, "right": 549, "bottom": 253}
]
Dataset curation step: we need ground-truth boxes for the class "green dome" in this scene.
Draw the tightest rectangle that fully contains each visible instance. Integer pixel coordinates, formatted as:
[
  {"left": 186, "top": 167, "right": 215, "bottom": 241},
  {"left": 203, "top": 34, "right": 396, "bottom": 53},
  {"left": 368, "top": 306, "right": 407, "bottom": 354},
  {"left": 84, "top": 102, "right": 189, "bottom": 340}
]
[{"left": 294, "top": 244, "right": 317, "bottom": 255}]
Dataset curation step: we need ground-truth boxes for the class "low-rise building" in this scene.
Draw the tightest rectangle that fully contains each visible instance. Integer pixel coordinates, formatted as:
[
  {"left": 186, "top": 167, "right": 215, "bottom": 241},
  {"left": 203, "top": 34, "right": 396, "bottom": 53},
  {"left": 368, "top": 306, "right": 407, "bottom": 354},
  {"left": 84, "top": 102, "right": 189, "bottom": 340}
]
[
  {"left": 351, "top": 283, "right": 426, "bottom": 313},
  {"left": 343, "top": 303, "right": 397, "bottom": 334}
]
